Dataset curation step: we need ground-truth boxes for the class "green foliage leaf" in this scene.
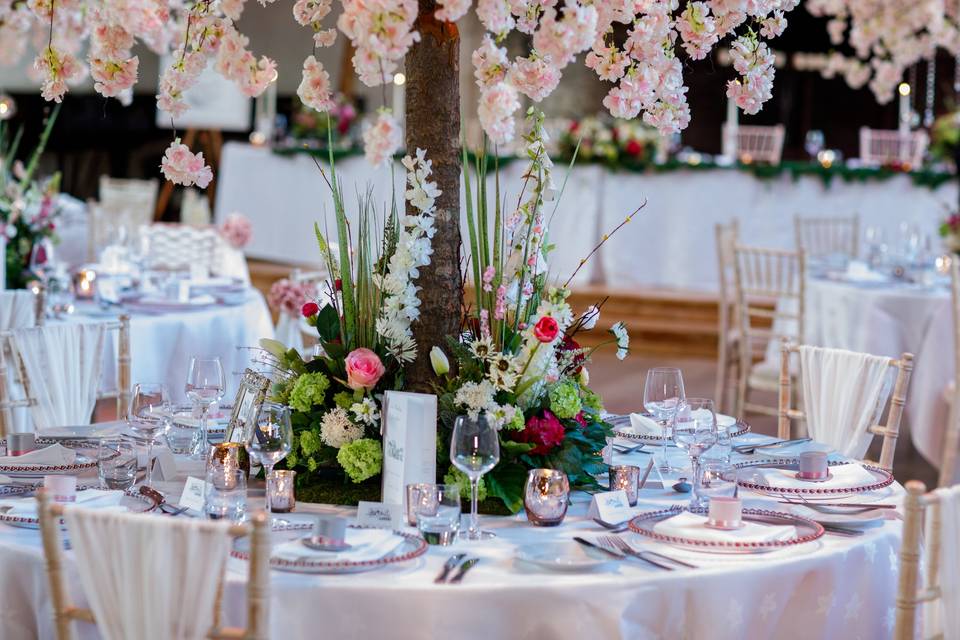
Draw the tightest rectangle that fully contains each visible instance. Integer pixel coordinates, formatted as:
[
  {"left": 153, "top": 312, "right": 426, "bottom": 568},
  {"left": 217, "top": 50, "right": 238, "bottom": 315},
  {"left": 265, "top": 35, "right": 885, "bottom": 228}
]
[
  {"left": 485, "top": 462, "right": 528, "bottom": 513},
  {"left": 316, "top": 304, "right": 340, "bottom": 342}
]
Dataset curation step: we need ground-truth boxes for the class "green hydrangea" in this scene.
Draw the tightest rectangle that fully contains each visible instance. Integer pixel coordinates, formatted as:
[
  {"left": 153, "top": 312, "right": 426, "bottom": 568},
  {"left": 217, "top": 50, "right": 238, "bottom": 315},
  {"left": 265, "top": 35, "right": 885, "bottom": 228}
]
[
  {"left": 333, "top": 391, "right": 355, "bottom": 410},
  {"left": 337, "top": 438, "right": 383, "bottom": 483},
  {"left": 270, "top": 376, "right": 297, "bottom": 405},
  {"left": 581, "top": 387, "right": 604, "bottom": 414},
  {"left": 443, "top": 466, "right": 487, "bottom": 501},
  {"left": 548, "top": 381, "right": 582, "bottom": 419},
  {"left": 504, "top": 409, "right": 526, "bottom": 431},
  {"left": 289, "top": 372, "right": 331, "bottom": 413},
  {"left": 299, "top": 429, "right": 323, "bottom": 457}
]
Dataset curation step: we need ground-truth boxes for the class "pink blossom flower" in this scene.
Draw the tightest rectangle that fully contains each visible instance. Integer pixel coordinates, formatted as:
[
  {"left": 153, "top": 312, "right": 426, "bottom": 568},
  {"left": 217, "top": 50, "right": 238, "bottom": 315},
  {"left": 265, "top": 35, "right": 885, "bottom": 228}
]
[
  {"left": 494, "top": 285, "right": 507, "bottom": 320},
  {"left": 293, "top": 0, "right": 332, "bottom": 26},
  {"left": 345, "top": 348, "right": 386, "bottom": 390},
  {"left": 338, "top": 0, "right": 419, "bottom": 88},
  {"left": 297, "top": 55, "right": 335, "bottom": 112},
  {"left": 219, "top": 212, "right": 253, "bottom": 249},
  {"left": 90, "top": 56, "right": 139, "bottom": 97},
  {"left": 509, "top": 54, "right": 561, "bottom": 102},
  {"left": 362, "top": 111, "right": 402, "bottom": 167},
  {"left": 585, "top": 44, "right": 629, "bottom": 82},
  {"left": 34, "top": 46, "right": 82, "bottom": 103},
  {"left": 677, "top": 2, "right": 720, "bottom": 60},
  {"left": 160, "top": 138, "right": 214, "bottom": 189},
  {"left": 478, "top": 82, "right": 520, "bottom": 145},
  {"left": 472, "top": 35, "right": 509, "bottom": 89},
  {"left": 221, "top": 0, "right": 248, "bottom": 21},
  {"left": 435, "top": 0, "right": 470, "bottom": 22},
  {"left": 477, "top": 0, "right": 515, "bottom": 35}
]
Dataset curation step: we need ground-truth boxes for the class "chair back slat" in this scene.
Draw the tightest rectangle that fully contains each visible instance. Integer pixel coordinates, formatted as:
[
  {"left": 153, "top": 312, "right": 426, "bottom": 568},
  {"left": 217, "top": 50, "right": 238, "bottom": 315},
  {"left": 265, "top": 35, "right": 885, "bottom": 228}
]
[
  {"left": 723, "top": 124, "right": 786, "bottom": 164},
  {"left": 795, "top": 215, "right": 859, "bottom": 258},
  {"left": 860, "top": 127, "right": 929, "bottom": 167},
  {"left": 941, "top": 260, "right": 960, "bottom": 486}
]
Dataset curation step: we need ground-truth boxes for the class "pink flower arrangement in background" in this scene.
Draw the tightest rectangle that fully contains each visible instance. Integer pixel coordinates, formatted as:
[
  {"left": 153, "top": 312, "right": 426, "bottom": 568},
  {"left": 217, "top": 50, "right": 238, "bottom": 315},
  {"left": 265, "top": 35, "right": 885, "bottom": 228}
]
[
  {"left": 219, "top": 212, "right": 252, "bottom": 249},
  {"left": 268, "top": 278, "right": 318, "bottom": 318},
  {"left": 345, "top": 348, "right": 386, "bottom": 390},
  {"left": 160, "top": 138, "right": 213, "bottom": 189}
]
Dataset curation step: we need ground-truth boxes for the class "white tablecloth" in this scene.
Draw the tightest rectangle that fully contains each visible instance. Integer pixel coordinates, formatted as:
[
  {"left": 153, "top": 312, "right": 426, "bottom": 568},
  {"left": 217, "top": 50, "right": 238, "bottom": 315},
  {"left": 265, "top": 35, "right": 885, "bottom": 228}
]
[
  {"left": 0, "top": 432, "right": 903, "bottom": 639},
  {"left": 215, "top": 142, "right": 959, "bottom": 292},
  {"left": 805, "top": 277, "right": 952, "bottom": 471}
]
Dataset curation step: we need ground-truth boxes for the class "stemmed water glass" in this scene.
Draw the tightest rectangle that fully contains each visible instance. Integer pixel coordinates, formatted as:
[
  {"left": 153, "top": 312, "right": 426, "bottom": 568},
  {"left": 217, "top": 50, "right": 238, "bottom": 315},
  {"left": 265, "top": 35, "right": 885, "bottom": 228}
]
[
  {"left": 244, "top": 402, "right": 293, "bottom": 513},
  {"left": 671, "top": 398, "right": 719, "bottom": 509},
  {"left": 643, "top": 367, "right": 686, "bottom": 473},
  {"left": 185, "top": 356, "right": 225, "bottom": 459},
  {"left": 128, "top": 383, "right": 171, "bottom": 487},
  {"left": 450, "top": 414, "right": 500, "bottom": 540}
]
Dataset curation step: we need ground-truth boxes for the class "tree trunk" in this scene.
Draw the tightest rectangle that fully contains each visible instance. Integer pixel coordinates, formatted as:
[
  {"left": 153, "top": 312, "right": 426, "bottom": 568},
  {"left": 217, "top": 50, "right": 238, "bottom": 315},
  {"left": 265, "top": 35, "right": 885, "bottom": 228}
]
[{"left": 405, "top": 3, "right": 462, "bottom": 391}]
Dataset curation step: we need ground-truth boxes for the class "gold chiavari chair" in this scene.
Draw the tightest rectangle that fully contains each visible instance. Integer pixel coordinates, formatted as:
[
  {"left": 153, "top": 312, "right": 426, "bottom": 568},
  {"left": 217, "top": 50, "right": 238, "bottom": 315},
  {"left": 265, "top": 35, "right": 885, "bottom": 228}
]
[
  {"left": 778, "top": 341, "right": 913, "bottom": 473},
  {"left": 794, "top": 214, "right": 859, "bottom": 260},
  {"left": 38, "top": 490, "right": 270, "bottom": 640},
  {"left": 714, "top": 219, "right": 740, "bottom": 415},
  {"left": 942, "top": 259, "right": 960, "bottom": 487},
  {"left": 733, "top": 245, "right": 805, "bottom": 418},
  {"left": 895, "top": 480, "right": 958, "bottom": 640},
  {"left": 0, "top": 316, "right": 131, "bottom": 436}
]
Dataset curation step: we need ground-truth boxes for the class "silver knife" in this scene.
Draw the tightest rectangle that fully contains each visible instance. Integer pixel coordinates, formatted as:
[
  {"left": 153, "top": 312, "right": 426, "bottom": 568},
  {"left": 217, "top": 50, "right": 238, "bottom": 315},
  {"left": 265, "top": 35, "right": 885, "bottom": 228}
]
[
  {"left": 448, "top": 558, "right": 479, "bottom": 584},
  {"left": 434, "top": 553, "right": 467, "bottom": 584},
  {"left": 573, "top": 536, "right": 624, "bottom": 560}
]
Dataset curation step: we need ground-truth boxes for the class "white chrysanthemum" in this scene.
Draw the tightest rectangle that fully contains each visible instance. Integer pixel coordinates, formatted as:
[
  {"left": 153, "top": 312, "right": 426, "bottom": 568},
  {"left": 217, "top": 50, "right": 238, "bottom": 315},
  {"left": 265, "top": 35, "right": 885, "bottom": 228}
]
[
  {"left": 487, "top": 353, "right": 519, "bottom": 391},
  {"left": 610, "top": 321, "right": 630, "bottom": 360},
  {"left": 454, "top": 380, "right": 496, "bottom": 418},
  {"left": 487, "top": 403, "right": 518, "bottom": 430},
  {"left": 350, "top": 398, "right": 380, "bottom": 426},
  {"left": 319, "top": 407, "right": 364, "bottom": 448},
  {"left": 470, "top": 336, "right": 495, "bottom": 361}
]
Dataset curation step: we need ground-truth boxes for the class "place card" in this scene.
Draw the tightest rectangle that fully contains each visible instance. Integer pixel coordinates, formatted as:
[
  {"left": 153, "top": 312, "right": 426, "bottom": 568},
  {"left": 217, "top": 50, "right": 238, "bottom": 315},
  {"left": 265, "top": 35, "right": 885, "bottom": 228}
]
[
  {"left": 356, "top": 501, "right": 403, "bottom": 529},
  {"left": 380, "top": 391, "right": 437, "bottom": 507},
  {"left": 151, "top": 447, "right": 178, "bottom": 482},
  {"left": 587, "top": 489, "right": 634, "bottom": 525},
  {"left": 178, "top": 476, "right": 208, "bottom": 515}
]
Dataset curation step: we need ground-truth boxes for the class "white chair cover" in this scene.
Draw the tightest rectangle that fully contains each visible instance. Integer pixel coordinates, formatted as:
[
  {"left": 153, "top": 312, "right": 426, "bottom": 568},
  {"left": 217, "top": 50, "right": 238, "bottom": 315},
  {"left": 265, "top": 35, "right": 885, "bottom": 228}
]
[
  {"left": 924, "top": 484, "right": 960, "bottom": 640},
  {"left": 9, "top": 324, "right": 105, "bottom": 430},
  {"left": 798, "top": 345, "right": 892, "bottom": 459},
  {"left": 0, "top": 291, "right": 36, "bottom": 330},
  {"left": 142, "top": 224, "right": 250, "bottom": 283},
  {"left": 63, "top": 508, "right": 232, "bottom": 640}
]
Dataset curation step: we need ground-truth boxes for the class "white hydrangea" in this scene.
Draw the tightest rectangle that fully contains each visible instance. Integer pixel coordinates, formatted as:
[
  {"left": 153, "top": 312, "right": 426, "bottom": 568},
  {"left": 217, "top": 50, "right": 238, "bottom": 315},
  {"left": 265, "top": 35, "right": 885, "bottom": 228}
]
[
  {"left": 319, "top": 407, "right": 364, "bottom": 448},
  {"left": 454, "top": 380, "right": 497, "bottom": 418},
  {"left": 375, "top": 147, "right": 439, "bottom": 363}
]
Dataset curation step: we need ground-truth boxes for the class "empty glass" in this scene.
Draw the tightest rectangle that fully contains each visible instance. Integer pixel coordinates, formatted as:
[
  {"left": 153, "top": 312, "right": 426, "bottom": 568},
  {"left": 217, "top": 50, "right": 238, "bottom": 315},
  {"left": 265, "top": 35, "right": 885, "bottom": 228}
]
[
  {"left": 702, "top": 422, "right": 732, "bottom": 464},
  {"left": 643, "top": 367, "right": 685, "bottom": 473},
  {"left": 671, "top": 398, "right": 718, "bottom": 508},
  {"left": 699, "top": 462, "right": 738, "bottom": 504},
  {"left": 185, "top": 356, "right": 225, "bottom": 459},
  {"left": 128, "top": 383, "right": 171, "bottom": 486},
  {"left": 204, "top": 466, "right": 247, "bottom": 522},
  {"left": 413, "top": 483, "right": 461, "bottom": 546},
  {"left": 244, "top": 402, "right": 293, "bottom": 513},
  {"left": 98, "top": 438, "right": 138, "bottom": 490},
  {"left": 450, "top": 414, "right": 499, "bottom": 540}
]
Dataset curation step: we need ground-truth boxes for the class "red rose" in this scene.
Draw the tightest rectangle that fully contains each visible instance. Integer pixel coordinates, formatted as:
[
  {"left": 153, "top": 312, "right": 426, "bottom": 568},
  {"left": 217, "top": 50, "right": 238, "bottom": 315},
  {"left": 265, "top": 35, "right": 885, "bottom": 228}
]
[
  {"left": 334, "top": 278, "right": 343, "bottom": 292},
  {"left": 533, "top": 316, "right": 559, "bottom": 343},
  {"left": 301, "top": 301, "right": 319, "bottom": 317},
  {"left": 625, "top": 139, "right": 642, "bottom": 156},
  {"left": 514, "top": 410, "right": 565, "bottom": 454}
]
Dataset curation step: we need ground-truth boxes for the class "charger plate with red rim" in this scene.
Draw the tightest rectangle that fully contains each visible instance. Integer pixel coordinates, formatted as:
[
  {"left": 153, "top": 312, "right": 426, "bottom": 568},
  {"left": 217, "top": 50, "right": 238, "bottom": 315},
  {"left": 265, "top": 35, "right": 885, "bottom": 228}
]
[
  {"left": 0, "top": 487, "right": 150, "bottom": 530},
  {"left": 608, "top": 414, "right": 750, "bottom": 443},
  {"left": 734, "top": 458, "right": 894, "bottom": 497},
  {"left": 628, "top": 505, "right": 825, "bottom": 554},
  {"left": 233, "top": 525, "right": 428, "bottom": 574},
  {"left": 0, "top": 452, "right": 101, "bottom": 479}
]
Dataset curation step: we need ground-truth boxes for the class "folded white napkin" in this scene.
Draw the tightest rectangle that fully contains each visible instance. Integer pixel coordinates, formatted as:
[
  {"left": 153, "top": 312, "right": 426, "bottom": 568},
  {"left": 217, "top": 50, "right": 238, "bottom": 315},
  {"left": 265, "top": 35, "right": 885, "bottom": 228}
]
[
  {"left": 273, "top": 528, "right": 405, "bottom": 563},
  {"left": 843, "top": 261, "right": 888, "bottom": 283},
  {"left": 0, "top": 444, "right": 77, "bottom": 467},
  {"left": 628, "top": 414, "right": 663, "bottom": 436},
  {"left": 0, "top": 489, "right": 125, "bottom": 517},
  {"left": 653, "top": 510, "right": 797, "bottom": 543},
  {"left": 742, "top": 462, "right": 877, "bottom": 491}
]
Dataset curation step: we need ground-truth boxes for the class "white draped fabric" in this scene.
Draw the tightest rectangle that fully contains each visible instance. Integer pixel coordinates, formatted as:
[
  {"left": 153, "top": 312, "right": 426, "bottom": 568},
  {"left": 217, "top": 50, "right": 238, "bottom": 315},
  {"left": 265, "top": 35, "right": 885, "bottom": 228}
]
[
  {"left": 798, "top": 345, "right": 893, "bottom": 459},
  {"left": 63, "top": 509, "right": 232, "bottom": 640},
  {"left": 0, "top": 291, "right": 35, "bottom": 330},
  {"left": 10, "top": 324, "right": 105, "bottom": 430},
  {"left": 924, "top": 484, "right": 960, "bottom": 640},
  {"left": 215, "top": 142, "right": 958, "bottom": 292}
]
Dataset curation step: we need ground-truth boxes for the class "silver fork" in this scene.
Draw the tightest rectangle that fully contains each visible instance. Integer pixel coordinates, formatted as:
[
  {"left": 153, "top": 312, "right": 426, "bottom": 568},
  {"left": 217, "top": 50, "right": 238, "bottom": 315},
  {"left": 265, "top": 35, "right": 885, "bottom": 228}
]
[
  {"left": 606, "top": 536, "right": 699, "bottom": 569},
  {"left": 599, "top": 536, "right": 686, "bottom": 571}
]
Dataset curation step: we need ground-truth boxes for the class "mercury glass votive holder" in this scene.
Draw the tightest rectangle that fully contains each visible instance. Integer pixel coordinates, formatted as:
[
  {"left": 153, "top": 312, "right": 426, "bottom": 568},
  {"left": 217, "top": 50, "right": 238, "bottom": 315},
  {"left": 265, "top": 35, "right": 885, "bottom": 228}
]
[
  {"left": 608, "top": 465, "right": 641, "bottom": 506},
  {"left": 405, "top": 482, "right": 434, "bottom": 526},
  {"left": 523, "top": 469, "right": 570, "bottom": 526},
  {"left": 267, "top": 470, "right": 296, "bottom": 513}
]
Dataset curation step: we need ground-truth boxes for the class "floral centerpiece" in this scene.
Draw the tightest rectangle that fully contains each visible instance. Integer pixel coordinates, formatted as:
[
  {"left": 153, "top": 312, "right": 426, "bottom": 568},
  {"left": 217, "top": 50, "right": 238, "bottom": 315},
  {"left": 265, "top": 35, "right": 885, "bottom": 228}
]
[
  {"left": 1, "top": 104, "right": 62, "bottom": 289},
  {"left": 939, "top": 211, "right": 960, "bottom": 253},
  {"left": 557, "top": 116, "right": 658, "bottom": 168},
  {"left": 289, "top": 94, "right": 359, "bottom": 148}
]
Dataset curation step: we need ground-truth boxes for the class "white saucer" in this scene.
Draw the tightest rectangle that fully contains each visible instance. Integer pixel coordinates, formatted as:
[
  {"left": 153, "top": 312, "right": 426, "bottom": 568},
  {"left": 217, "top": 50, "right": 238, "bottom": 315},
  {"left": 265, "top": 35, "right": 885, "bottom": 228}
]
[{"left": 515, "top": 542, "right": 613, "bottom": 572}]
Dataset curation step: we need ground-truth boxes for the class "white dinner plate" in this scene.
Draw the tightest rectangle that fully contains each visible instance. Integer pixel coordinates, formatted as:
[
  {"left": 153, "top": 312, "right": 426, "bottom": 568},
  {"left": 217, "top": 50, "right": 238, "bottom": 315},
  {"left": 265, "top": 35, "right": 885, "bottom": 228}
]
[
  {"left": 784, "top": 504, "right": 888, "bottom": 528},
  {"left": 515, "top": 542, "right": 613, "bottom": 572}
]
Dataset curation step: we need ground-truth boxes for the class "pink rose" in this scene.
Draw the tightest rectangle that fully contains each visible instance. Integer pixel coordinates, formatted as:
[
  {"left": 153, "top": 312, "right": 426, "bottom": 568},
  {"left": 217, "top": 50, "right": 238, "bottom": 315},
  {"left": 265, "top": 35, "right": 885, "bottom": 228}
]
[{"left": 345, "top": 348, "right": 385, "bottom": 390}]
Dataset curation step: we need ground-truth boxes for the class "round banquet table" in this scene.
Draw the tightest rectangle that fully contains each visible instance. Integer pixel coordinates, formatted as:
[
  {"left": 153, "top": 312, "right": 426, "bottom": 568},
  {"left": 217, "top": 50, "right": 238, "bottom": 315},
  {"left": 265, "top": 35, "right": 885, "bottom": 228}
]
[
  {"left": 0, "top": 431, "right": 903, "bottom": 640},
  {"left": 59, "top": 291, "right": 275, "bottom": 404},
  {"left": 805, "top": 275, "right": 952, "bottom": 474}
]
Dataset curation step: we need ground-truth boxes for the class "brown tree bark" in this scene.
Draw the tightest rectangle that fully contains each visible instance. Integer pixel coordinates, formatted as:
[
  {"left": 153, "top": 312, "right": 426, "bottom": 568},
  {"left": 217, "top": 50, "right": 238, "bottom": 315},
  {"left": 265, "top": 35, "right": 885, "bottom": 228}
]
[{"left": 405, "top": 2, "right": 462, "bottom": 391}]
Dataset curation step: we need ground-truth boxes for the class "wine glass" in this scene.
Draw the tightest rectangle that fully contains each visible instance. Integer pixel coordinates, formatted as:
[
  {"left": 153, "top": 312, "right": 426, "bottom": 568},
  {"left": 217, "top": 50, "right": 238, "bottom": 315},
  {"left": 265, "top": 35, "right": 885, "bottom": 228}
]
[
  {"left": 643, "top": 367, "right": 685, "bottom": 473},
  {"left": 184, "top": 356, "right": 225, "bottom": 459},
  {"left": 450, "top": 414, "right": 500, "bottom": 540},
  {"left": 128, "top": 383, "right": 171, "bottom": 487},
  {"left": 804, "top": 130, "right": 825, "bottom": 159},
  {"left": 671, "top": 398, "right": 718, "bottom": 509},
  {"left": 29, "top": 237, "right": 56, "bottom": 282},
  {"left": 245, "top": 402, "right": 293, "bottom": 513}
]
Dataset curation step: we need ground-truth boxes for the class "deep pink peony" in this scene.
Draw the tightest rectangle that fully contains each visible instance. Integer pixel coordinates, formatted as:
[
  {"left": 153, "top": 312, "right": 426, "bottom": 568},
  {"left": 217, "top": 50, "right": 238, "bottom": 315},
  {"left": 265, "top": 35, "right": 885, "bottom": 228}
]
[
  {"left": 345, "top": 348, "right": 385, "bottom": 390},
  {"left": 515, "top": 410, "right": 565, "bottom": 455}
]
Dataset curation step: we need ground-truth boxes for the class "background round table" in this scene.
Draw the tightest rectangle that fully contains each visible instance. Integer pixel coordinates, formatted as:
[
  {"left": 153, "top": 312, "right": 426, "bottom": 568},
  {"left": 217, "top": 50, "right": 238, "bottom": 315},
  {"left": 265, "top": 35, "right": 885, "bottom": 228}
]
[{"left": 805, "top": 276, "right": 952, "bottom": 474}]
